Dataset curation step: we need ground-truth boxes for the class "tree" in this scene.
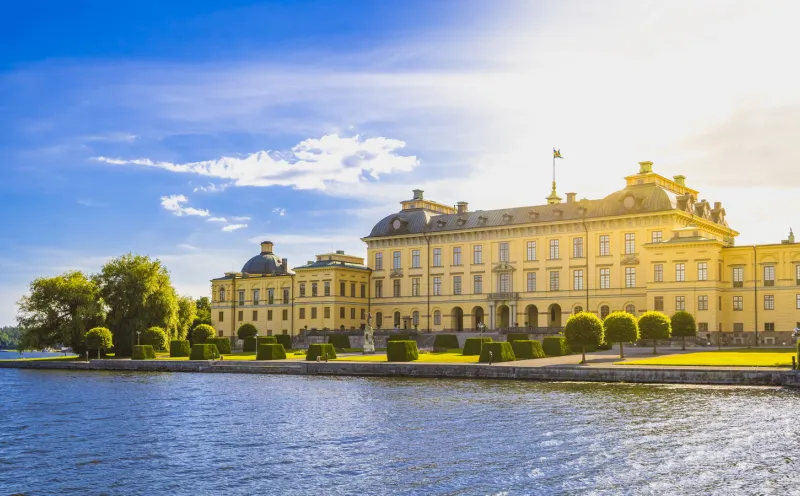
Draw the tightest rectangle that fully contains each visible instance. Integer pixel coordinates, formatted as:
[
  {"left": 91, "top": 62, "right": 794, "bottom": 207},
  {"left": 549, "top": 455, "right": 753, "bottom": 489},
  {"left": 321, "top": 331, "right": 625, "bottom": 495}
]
[
  {"left": 603, "top": 311, "right": 639, "bottom": 358},
  {"left": 96, "top": 254, "right": 179, "bottom": 357},
  {"left": 638, "top": 311, "right": 672, "bottom": 354},
  {"left": 0, "top": 326, "right": 21, "bottom": 349},
  {"left": 237, "top": 323, "right": 258, "bottom": 340},
  {"left": 192, "top": 324, "right": 215, "bottom": 344},
  {"left": 176, "top": 296, "right": 197, "bottom": 341},
  {"left": 195, "top": 297, "right": 211, "bottom": 323},
  {"left": 16, "top": 271, "right": 105, "bottom": 354},
  {"left": 671, "top": 311, "right": 697, "bottom": 351},
  {"left": 85, "top": 327, "right": 113, "bottom": 358},
  {"left": 564, "top": 312, "right": 604, "bottom": 364},
  {"left": 143, "top": 326, "right": 168, "bottom": 350}
]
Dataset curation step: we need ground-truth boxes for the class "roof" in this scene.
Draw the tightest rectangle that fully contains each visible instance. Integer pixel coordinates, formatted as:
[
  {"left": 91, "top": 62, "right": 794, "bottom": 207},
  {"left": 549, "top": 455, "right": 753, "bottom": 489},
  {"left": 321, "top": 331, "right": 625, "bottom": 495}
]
[{"left": 293, "top": 260, "right": 371, "bottom": 271}]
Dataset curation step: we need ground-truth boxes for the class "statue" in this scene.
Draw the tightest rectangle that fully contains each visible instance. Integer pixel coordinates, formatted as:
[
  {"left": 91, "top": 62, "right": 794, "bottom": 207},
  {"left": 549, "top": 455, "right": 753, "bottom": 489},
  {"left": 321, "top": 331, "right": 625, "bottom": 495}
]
[{"left": 363, "top": 313, "right": 375, "bottom": 354}]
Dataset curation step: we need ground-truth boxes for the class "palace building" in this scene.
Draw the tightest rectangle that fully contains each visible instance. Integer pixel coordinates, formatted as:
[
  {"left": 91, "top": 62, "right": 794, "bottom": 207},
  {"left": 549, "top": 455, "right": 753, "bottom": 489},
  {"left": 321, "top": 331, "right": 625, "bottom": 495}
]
[{"left": 211, "top": 161, "right": 800, "bottom": 346}]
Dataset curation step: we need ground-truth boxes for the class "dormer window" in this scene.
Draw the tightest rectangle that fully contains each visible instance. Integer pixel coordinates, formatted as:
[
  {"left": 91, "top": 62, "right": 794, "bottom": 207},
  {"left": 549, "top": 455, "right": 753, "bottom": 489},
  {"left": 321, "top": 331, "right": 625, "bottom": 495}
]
[
  {"left": 502, "top": 213, "right": 513, "bottom": 223},
  {"left": 457, "top": 217, "right": 467, "bottom": 226},
  {"left": 436, "top": 219, "right": 447, "bottom": 228},
  {"left": 478, "top": 215, "right": 488, "bottom": 225},
  {"left": 529, "top": 210, "right": 539, "bottom": 219}
]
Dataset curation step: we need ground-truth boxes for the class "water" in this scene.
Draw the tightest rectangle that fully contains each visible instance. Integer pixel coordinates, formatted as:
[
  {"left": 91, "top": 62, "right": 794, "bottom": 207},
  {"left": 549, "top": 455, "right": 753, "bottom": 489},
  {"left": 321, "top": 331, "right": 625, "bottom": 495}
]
[{"left": 1, "top": 370, "right": 799, "bottom": 495}]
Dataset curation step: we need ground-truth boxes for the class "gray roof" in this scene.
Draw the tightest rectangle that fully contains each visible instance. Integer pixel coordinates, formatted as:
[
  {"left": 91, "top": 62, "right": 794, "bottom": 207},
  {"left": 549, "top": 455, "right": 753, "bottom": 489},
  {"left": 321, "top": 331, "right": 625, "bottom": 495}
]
[
  {"left": 293, "top": 260, "right": 370, "bottom": 271},
  {"left": 365, "top": 182, "right": 726, "bottom": 239}
]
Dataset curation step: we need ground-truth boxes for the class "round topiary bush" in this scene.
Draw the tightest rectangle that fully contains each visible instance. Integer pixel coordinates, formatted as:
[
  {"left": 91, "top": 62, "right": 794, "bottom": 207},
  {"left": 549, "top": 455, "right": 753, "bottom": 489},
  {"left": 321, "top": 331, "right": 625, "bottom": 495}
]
[
  {"left": 387, "top": 340, "right": 419, "bottom": 362},
  {"left": 142, "top": 326, "right": 168, "bottom": 350},
  {"left": 639, "top": 311, "right": 672, "bottom": 354},
  {"left": 603, "top": 311, "right": 640, "bottom": 358},
  {"left": 479, "top": 342, "right": 516, "bottom": 363},
  {"left": 510, "top": 340, "right": 545, "bottom": 359},
  {"left": 169, "top": 340, "right": 191, "bottom": 357},
  {"left": 670, "top": 311, "right": 696, "bottom": 350},
  {"left": 306, "top": 343, "right": 336, "bottom": 361},
  {"left": 192, "top": 324, "right": 215, "bottom": 344},
  {"left": 462, "top": 337, "right": 492, "bottom": 356},
  {"left": 542, "top": 336, "right": 570, "bottom": 356},
  {"left": 256, "top": 343, "right": 287, "bottom": 360},
  {"left": 433, "top": 334, "right": 460, "bottom": 349},
  {"left": 237, "top": 323, "right": 258, "bottom": 340},
  {"left": 206, "top": 337, "right": 232, "bottom": 354},
  {"left": 328, "top": 334, "right": 351, "bottom": 349},
  {"left": 564, "top": 312, "right": 604, "bottom": 364},
  {"left": 132, "top": 345, "right": 156, "bottom": 360},
  {"left": 85, "top": 327, "right": 113, "bottom": 358}
]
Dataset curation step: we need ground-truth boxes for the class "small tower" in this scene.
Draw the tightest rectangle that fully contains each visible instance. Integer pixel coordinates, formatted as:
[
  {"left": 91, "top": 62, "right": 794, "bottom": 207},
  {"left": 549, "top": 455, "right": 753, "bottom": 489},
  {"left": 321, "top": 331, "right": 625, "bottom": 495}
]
[{"left": 546, "top": 182, "right": 562, "bottom": 205}]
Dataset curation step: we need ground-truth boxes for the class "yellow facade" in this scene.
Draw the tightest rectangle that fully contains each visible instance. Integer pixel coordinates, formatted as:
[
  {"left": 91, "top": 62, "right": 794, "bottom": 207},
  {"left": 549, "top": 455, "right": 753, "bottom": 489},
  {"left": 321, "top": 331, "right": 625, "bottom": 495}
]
[{"left": 362, "top": 161, "right": 800, "bottom": 345}]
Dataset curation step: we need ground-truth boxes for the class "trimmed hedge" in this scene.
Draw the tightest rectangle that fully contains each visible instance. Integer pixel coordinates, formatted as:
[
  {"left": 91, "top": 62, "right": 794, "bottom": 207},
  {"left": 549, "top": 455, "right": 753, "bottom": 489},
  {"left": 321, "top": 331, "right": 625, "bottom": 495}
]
[
  {"left": 256, "top": 344, "right": 287, "bottom": 360},
  {"left": 190, "top": 344, "right": 219, "bottom": 360},
  {"left": 328, "top": 334, "right": 351, "bottom": 349},
  {"left": 433, "top": 334, "right": 460, "bottom": 349},
  {"left": 131, "top": 345, "right": 156, "bottom": 360},
  {"left": 169, "top": 340, "right": 191, "bottom": 357},
  {"left": 479, "top": 342, "right": 516, "bottom": 363},
  {"left": 237, "top": 323, "right": 258, "bottom": 340},
  {"left": 387, "top": 340, "right": 419, "bottom": 362},
  {"left": 542, "top": 336, "right": 571, "bottom": 356},
  {"left": 243, "top": 336, "right": 257, "bottom": 352},
  {"left": 506, "top": 333, "right": 530, "bottom": 343},
  {"left": 207, "top": 337, "right": 232, "bottom": 354},
  {"left": 192, "top": 324, "right": 215, "bottom": 344},
  {"left": 257, "top": 336, "right": 277, "bottom": 345},
  {"left": 387, "top": 334, "right": 411, "bottom": 342},
  {"left": 274, "top": 334, "right": 292, "bottom": 350},
  {"left": 463, "top": 337, "right": 492, "bottom": 356},
  {"left": 306, "top": 343, "right": 337, "bottom": 361},
  {"left": 511, "top": 340, "right": 545, "bottom": 359}
]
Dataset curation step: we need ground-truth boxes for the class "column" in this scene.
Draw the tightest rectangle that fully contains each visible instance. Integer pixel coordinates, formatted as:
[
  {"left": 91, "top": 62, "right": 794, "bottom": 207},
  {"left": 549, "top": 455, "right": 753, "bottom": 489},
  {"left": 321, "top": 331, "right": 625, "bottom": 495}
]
[
  {"left": 489, "top": 303, "right": 495, "bottom": 330},
  {"left": 509, "top": 303, "right": 516, "bottom": 329}
]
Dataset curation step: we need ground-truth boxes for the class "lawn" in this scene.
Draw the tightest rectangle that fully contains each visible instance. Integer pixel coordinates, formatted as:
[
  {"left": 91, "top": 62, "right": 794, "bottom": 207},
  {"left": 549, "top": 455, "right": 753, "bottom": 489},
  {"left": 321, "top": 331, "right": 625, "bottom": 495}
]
[
  {"left": 152, "top": 351, "right": 306, "bottom": 361},
  {"left": 0, "top": 355, "right": 79, "bottom": 362},
  {"left": 334, "top": 351, "right": 479, "bottom": 364},
  {"left": 618, "top": 348, "right": 796, "bottom": 368}
]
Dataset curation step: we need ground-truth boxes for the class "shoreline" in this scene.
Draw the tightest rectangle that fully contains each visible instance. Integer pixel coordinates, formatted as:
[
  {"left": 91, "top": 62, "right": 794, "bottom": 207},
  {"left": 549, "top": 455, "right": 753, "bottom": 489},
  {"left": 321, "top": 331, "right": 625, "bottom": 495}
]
[{"left": 2, "top": 358, "right": 798, "bottom": 387}]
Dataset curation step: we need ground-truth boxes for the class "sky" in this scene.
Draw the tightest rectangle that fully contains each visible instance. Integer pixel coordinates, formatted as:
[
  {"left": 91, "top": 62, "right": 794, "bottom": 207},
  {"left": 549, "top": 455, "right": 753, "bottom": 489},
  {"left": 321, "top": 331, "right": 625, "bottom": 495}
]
[{"left": 2, "top": 0, "right": 800, "bottom": 326}]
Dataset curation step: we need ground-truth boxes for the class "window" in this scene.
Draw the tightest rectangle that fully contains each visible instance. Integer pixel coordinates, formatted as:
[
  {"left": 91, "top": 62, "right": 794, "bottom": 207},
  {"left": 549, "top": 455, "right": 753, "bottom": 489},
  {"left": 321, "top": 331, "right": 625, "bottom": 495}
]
[
  {"left": 500, "top": 242, "right": 510, "bottom": 262},
  {"left": 311, "top": 283, "right": 318, "bottom": 297},
  {"left": 654, "top": 264, "right": 663, "bottom": 282},
  {"left": 376, "top": 312, "right": 383, "bottom": 327},
  {"left": 238, "top": 310, "right": 243, "bottom": 321},
  {"left": 527, "top": 272, "right": 536, "bottom": 292},
  {"left": 765, "top": 322, "right": 775, "bottom": 332},
  {"left": 412, "top": 311, "right": 420, "bottom": 326},
  {"left": 453, "top": 247, "right": 462, "bottom": 265},
  {"left": 394, "top": 312, "right": 401, "bottom": 328},
  {"left": 499, "top": 273, "right": 510, "bottom": 292},
  {"left": 764, "top": 294, "right": 774, "bottom": 310},
  {"left": 550, "top": 271, "right": 560, "bottom": 291},
  {"left": 393, "top": 279, "right": 401, "bottom": 297},
  {"left": 268, "top": 288, "right": 275, "bottom": 305},
  {"left": 252, "top": 310, "right": 258, "bottom": 320},
  {"left": 733, "top": 296, "right": 743, "bottom": 311},
  {"left": 453, "top": 276, "right": 462, "bottom": 295},
  {"left": 600, "top": 268, "right": 610, "bottom": 289},
  {"left": 219, "top": 311, "right": 224, "bottom": 322},
  {"left": 283, "top": 289, "right": 289, "bottom": 304},
  {"left": 361, "top": 309, "right": 366, "bottom": 320},
  {"left": 238, "top": 290, "right": 245, "bottom": 305},
  {"left": 651, "top": 231, "right": 662, "bottom": 243},
  {"left": 351, "top": 283, "right": 356, "bottom": 297},
  {"left": 433, "top": 310, "right": 441, "bottom": 325},
  {"left": 675, "top": 263, "right": 685, "bottom": 282},
  {"left": 268, "top": 310, "right": 273, "bottom": 321},
  {"left": 375, "top": 252, "right": 383, "bottom": 270},
  {"left": 698, "top": 295, "right": 708, "bottom": 311},
  {"left": 412, "top": 249, "right": 421, "bottom": 268},
  {"left": 625, "top": 304, "right": 635, "bottom": 314},
  {"left": 219, "top": 288, "right": 226, "bottom": 302},
  {"left": 797, "top": 265, "right": 800, "bottom": 285},
  {"left": 574, "top": 306, "right": 583, "bottom": 314},
  {"left": 351, "top": 308, "right": 356, "bottom": 319},
  {"left": 393, "top": 251, "right": 401, "bottom": 270},
  {"left": 340, "top": 281, "right": 346, "bottom": 296},
  {"left": 573, "top": 270, "right": 584, "bottom": 290},
  {"left": 654, "top": 296, "right": 664, "bottom": 311},
  {"left": 733, "top": 267, "right": 744, "bottom": 287},
  {"left": 412, "top": 278, "right": 420, "bottom": 296},
  {"left": 764, "top": 266, "right": 775, "bottom": 287},
  {"left": 698, "top": 322, "right": 709, "bottom": 333},
  {"left": 625, "top": 267, "right": 636, "bottom": 288},
  {"left": 527, "top": 241, "right": 536, "bottom": 261},
  {"left": 433, "top": 277, "right": 442, "bottom": 296},
  {"left": 324, "top": 281, "right": 330, "bottom": 296},
  {"left": 324, "top": 307, "right": 330, "bottom": 318},
  {"left": 675, "top": 296, "right": 686, "bottom": 311},
  {"left": 697, "top": 262, "right": 707, "bottom": 281},
  {"left": 549, "top": 239, "right": 559, "bottom": 259},
  {"left": 733, "top": 323, "right": 744, "bottom": 332},
  {"left": 252, "top": 289, "right": 260, "bottom": 305},
  {"left": 474, "top": 275, "right": 483, "bottom": 294},
  {"left": 573, "top": 237, "right": 584, "bottom": 258},
  {"left": 599, "top": 235, "right": 610, "bottom": 256},
  {"left": 340, "top": 307, "right": 345, "bottom": 318},
  {"left": 433, "top": 248, "right": 442, "bottom": 267},
  {"left": 311, "top": 307, "right": 317, "bottom": 319},
  {"left": 797, "top": 294, "right": 800, "bottom": 309},
  {"left": 361, "top": 284, "right": 366, "bottom": 298},
  {"left": 600, "top": 305, "right": 610, "bottom": 319},
  {"left": 473, "top": 245, "right": 483, "bottom": 264},
  {"left": 624, "top": 233, "right": 635, "bottom": 255}
]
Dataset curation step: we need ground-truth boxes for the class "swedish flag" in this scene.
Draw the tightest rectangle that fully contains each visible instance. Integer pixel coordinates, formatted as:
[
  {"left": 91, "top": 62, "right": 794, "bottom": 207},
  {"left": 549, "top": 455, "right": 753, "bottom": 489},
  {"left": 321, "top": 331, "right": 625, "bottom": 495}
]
[{"left": 553, "top": 148, "right": 563, "bottom": 159}]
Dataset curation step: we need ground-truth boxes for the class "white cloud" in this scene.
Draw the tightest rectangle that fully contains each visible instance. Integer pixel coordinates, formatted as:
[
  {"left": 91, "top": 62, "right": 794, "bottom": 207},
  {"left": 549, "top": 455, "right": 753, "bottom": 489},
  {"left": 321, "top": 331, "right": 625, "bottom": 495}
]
[
  {"left": 193, "top": 183, "right": 230, "bottom": 193},
  {"left": 207, "top": 217, "right": 227, "bottom": 222},
  {"left": 160, "top": 194, "right": 210, "bottom": 217},
  {"left": 230, "top": 216, "right": 251, "bottom": 221},
  {"left": 221, "top": 223, "right": 247, "bottom": 232},
  {"left": 272, "top": 208, "right": 286, "bottom": 216},
  {"left": 95, "top": 134, "right": 419, "bottom": 192}
]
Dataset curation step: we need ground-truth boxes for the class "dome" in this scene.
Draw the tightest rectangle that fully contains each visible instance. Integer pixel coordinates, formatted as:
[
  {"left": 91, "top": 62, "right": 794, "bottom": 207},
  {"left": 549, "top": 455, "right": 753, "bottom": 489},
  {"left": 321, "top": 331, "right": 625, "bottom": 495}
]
[{"left": 241, "top": 241, "right": 286, "bottom": 275}]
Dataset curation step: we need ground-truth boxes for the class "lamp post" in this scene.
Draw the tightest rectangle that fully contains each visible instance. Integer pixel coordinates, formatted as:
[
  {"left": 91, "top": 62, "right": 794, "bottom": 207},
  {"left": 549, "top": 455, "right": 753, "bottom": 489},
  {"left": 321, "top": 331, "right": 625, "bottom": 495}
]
[
  {"left": 254, "top": 332, "right": 258, "bottom": 354},
  {"left": 478, "top": 322, "right": 486, "bottom": 355},
  {"left": 136, "top": 331, "right": 141, "bottom": 346}
]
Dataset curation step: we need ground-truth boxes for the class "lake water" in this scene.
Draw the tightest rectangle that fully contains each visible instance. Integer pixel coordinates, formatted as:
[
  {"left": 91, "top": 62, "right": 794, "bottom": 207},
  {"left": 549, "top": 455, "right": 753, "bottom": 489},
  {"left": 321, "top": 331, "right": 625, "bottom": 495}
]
[{"left": 1, "top": 370, "right": 799, "bottom": 495}]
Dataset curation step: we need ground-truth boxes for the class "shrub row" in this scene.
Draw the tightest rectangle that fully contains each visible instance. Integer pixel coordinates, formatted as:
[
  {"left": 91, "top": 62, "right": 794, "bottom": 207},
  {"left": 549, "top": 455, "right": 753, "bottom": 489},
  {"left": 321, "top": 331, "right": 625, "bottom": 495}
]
[
  {"left": 506, "top": 333, "right": 530, "bottom": 343},
  {"left": 387, "top": 334, "right": 410, "bottom": 342},
  {"left": 256, "top": 344, "right": 286, "bottom": 360},
  {"left": 190, "top": 344, "right": 219, "bottom": 360},
  {"left": 433, "top": 334, "right": 460, "bottom": 349},
  {"left": 542, "top": 336, "right": 570, "bottom": 356},
  {"left": 306, "top": 343, "right": 336, "bottom": 361},
  {"left": 257, "top": 336, "right": 277, "bottom": 345},
  {"left": 511, "top": 340, "right": 545, "bottom": 359},
  {"left": 131, "top": 345, "right": 156, "bottom": 360},
  {"left": 328, "top": 335, "right": 351, "bottom": 349},
  {"left": 274, "top": 334, "right": 292, "bottom": 350},
  {"left": 206, "top": 337, "right": 231, "bottom": 355},
  {"left": 462, "top": 337, "right": 492, "bottom": 356},
  {"left": 169, "top": 340, "right": 191, "bottom": 357},
  {"left": 479, "top": 342, "right": 516, "bottom": 363},
  {"left": 387, "top": 340, "right": 419, "bottom": 362}
]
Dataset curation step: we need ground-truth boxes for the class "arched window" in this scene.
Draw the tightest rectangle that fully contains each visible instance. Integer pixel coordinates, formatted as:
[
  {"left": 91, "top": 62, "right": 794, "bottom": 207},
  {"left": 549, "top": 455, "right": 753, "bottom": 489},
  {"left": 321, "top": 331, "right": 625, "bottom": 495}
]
[
  {"left": 625, "top": 304, "right": 636, "bottom": 314},
  {"left": 393, "top": 311, "right": 401, "bottom": 328},
  {"left": 574, "top": 306, "right": 583, "bottom": 314},
  {"left": 600, "top": 305, "right": 610, "bottom": 319},
  {"left": 433, "top": 310, "right": 441, "bottom": 326},
  {"left": 375, "top": 312, "right": 383, "bottom": 328},
  {"left": 412, "top": 311, "right": 420, "bottom": 326},
  {"left": 219, "top": 288, "right": 226, "bottom": 302}
]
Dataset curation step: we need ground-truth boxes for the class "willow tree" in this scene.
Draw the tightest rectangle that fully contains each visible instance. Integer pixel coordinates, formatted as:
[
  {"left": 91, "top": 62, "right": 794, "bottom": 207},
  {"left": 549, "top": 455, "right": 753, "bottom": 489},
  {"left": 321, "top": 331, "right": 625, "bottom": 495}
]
[
  {"left": 17, "top": 271, "right": 104, "bottom": 354},
  {"left": 96, "top": 254, "right": 178, "bottom": 356}
]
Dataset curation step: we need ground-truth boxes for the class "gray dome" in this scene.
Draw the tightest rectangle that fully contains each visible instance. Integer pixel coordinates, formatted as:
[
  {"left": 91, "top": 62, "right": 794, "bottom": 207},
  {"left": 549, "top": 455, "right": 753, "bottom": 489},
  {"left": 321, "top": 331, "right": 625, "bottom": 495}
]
[{"left": 242, "top": 241, "right": 285, "bottom": 275}]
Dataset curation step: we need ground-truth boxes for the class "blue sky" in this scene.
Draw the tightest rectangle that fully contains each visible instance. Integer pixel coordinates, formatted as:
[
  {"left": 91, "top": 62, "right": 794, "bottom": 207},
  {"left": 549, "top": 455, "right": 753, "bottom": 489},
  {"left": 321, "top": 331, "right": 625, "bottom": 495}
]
[{"left": 3, "top": 1, "right": 800, "bottom": 325}]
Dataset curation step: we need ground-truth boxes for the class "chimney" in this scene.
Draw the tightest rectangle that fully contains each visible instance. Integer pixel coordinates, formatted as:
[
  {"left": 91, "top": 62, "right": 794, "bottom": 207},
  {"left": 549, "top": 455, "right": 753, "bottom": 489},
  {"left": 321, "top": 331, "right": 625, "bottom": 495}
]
[
  {"left": 307, "top": 260, "right": 313, "bottom": 265},
  {"left": 260, "top": 241, "right": 274, "bottom": 254},
  {"left": 674, "top": 175, "right": 686, "bottom": 186},
  {"left": 456, "top": 201, "right": 469, "bottom": 214},
  {"left": 412, "top": 189, "right": 424, "bottom": 200},
  {"left": 336, "top": 250, "right": 345, "bottom": 255},
  {"left": 638, "top": 161, "right": 653, "bottom": 174},
  {"left": 281, "top": 258, "right": 288, "bottom": 272},
  {"left": 566, "top": 192, "right": 577, "bottom": 203}
]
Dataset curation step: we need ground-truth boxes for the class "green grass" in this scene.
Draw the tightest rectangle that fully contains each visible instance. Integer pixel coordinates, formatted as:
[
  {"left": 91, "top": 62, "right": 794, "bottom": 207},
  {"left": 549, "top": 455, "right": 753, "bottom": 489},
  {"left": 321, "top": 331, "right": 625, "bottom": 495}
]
[
  {"left": 153, "top": 351, "right": 306, "bottom": 361},
  {"left": 619, "top": 348, "right": 795, "bottom": 367},
  {"left": 334, "top": 351, "right": 479, "bottom": 363},
  {"left": 0, "top": 355, "right": 79, "bottom": 362}
]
